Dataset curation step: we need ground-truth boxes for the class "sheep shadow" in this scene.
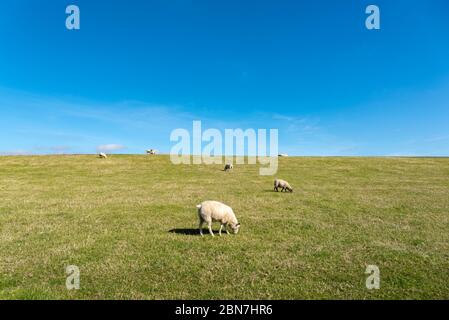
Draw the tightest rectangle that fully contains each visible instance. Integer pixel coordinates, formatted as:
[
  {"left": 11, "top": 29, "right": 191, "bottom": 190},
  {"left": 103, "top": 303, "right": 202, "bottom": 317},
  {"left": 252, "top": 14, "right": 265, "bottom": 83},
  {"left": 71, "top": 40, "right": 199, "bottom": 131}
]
[
  {"left": 263, "top": 189, "right": 291, "bottom": 193},
  {"left": 169, "top": 228, "right": 220, "bottom": 236}
]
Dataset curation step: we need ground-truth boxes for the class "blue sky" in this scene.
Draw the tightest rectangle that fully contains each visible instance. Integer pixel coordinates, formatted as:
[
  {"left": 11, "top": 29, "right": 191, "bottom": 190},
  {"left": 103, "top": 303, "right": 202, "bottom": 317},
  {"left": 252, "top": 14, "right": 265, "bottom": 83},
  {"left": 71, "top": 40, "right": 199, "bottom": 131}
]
[{"left": 0, "top": 0, "right": 448, "bottom": 156}]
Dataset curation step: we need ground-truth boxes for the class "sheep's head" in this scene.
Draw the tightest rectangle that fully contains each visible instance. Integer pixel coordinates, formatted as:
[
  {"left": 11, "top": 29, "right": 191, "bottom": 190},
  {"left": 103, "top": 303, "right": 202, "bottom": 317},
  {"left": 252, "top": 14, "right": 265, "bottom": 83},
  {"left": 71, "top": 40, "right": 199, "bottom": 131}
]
[{"left": 230, "top": 223, "right": 241, "bottom": 234}]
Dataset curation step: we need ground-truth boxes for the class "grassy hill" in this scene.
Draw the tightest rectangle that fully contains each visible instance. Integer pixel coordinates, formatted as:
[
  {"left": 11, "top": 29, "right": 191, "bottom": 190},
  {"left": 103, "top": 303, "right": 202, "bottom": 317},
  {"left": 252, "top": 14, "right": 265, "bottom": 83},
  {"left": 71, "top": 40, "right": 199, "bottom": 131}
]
[{"left": 0, "top": 155, "right": 448, "bottom": 299}]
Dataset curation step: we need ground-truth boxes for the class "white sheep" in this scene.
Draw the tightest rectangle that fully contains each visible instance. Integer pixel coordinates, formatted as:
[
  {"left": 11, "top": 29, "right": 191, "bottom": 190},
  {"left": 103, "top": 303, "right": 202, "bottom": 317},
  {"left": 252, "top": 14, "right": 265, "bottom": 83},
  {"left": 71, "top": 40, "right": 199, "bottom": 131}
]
[
  {"left": 223, "top": 163, "right": 233, "bottom": 171},
  {"left": 278, "top": 153, "right": 289, "bottom": 157},
  {"left": 196, "top": 200, "right": 241, "bottom": 237},
  {"left": 274, "top": 178, "right": 293, "bottom": 192},
  {"left": 98, "top": 153, "right": 108, "bottom": 159}
]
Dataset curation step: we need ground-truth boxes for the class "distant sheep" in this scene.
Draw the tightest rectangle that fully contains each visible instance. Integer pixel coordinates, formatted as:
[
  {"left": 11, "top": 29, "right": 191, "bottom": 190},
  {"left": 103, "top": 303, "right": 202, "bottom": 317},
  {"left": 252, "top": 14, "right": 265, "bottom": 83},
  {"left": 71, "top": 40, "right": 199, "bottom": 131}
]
[
  {"left": 274, "top": 179, "right": 293, "bottom": 192},
  {"left": 223, "top": 164, "right": 233, "bottom": 171},
  {"left": 98, "top": 153, "right": 108, "bottom": 159},
  {"left": 278, "top": 153, "right": 289, "bottom": 157},
  {"left": 196, "top": 200, "right": 241, "bottom": 237},
  {"left": 146, "top": 149, "right": 157, "bottom": 155}
]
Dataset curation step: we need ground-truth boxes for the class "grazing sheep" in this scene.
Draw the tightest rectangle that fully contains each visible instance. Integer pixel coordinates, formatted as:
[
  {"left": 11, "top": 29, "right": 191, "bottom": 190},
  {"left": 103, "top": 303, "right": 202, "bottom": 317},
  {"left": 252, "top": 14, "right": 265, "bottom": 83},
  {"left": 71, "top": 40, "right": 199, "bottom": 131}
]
[
  {"left": 278, "top": 153, "right": 289, "bottom": 157},
  {"left": 146, "top": 149, "right": 157, "bottom": 155},
  {"left": 274, "top": 179, "right": 293, "bottom": 192},
  {"left": 99, "top": 153, "right": 108, "bottom": 159},
  {"left": 196, "top": 200, "right": 240, "bottom": 237},
  {"left": 223, "top": 164, "right": 233, "bottom": 171}
]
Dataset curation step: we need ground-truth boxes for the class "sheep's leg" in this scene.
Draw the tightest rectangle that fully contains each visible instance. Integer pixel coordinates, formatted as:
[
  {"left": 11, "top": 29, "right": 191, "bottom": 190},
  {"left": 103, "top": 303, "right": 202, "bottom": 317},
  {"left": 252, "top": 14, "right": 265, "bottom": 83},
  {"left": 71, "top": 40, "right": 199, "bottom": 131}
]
[
  {"left": 219, "top": 224, "right": 224, "bottom": 236},
  {"left": 207, "top": 222, "right": 215, "bottom": 237},
  {"left": 199, "top": 220, "right": 204, "bottom": 237}
]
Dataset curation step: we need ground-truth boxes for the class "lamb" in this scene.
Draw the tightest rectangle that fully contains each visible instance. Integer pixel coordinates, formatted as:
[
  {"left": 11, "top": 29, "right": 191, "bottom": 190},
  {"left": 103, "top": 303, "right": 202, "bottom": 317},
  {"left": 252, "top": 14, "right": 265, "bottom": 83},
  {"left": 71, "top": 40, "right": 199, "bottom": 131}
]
[
  {"left": 274, "top": 178, "right": 293, "bottom": 192},
  {"left": 98, "top": 153, "right": 108, "bottom": 159},
  {"left": 223, "top": 164, "right": 233, "bottom": 171},
  {"left": 196, "top": 200, "right": 240, "bottom": 237}
]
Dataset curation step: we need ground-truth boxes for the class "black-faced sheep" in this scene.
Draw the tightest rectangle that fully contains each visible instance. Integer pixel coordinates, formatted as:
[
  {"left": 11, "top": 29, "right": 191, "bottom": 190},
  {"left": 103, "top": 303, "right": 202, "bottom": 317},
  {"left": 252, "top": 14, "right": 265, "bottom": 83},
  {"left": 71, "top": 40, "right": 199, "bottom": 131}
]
[
  {"left": 146, "top": 149, "right": 157, "bottom": 155},
  {"left": 223, "top": 164, "right": 233, "bottom": 171}
]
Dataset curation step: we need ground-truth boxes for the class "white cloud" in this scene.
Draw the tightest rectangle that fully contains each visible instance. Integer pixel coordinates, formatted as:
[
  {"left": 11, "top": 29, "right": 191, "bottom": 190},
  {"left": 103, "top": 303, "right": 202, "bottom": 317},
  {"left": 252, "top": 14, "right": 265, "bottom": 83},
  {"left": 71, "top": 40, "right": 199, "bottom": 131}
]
[
  {"left": 33, "top": 146, "right": 72, "bottom": 154},
  {"left": 0, "top": 150, "right": 32, "bottom": 156},
  {"left": 96, "top": 144, "right": 126, "bottom": 153}
]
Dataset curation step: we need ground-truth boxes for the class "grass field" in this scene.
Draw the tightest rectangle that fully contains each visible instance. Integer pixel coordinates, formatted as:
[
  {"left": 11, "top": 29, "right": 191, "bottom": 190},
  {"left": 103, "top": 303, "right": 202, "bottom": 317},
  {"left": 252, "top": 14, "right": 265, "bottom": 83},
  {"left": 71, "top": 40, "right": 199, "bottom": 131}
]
[{"left": 0, "top": 155, "right": 448, "bottom": 299}]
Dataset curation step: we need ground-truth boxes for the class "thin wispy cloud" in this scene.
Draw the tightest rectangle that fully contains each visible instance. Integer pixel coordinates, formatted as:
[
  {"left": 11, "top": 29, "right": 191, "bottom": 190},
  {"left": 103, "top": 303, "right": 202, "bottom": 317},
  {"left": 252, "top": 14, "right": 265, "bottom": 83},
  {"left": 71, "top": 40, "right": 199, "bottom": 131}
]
[
  {"left": 33, "top": 146, "right": 72, "bottom": 154},
  {"left": 271, "top": 113, "right": 321, "bottom": 134},
  {"left": 0, "top": 150, "right": 32, "bottom": 156},
  {"left": 0, "top": 88, "right": 342, "bottom": 156},
  {"left": 0, "top": 88, "right": 197, "bottom": 154},
  {"left": 2, "top": 81, "right": 448, "bottom": 156},
  {"left": 96, "top": 144, "right": 127, "bottom": 153}
]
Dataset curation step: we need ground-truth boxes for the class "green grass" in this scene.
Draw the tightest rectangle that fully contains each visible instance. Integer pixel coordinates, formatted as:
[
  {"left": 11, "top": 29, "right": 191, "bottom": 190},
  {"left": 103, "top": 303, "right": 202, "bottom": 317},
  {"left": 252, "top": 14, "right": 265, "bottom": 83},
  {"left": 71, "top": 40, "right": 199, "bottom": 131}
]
[{"left": 0, "top": 155, "right": 448, "bottom": 299}]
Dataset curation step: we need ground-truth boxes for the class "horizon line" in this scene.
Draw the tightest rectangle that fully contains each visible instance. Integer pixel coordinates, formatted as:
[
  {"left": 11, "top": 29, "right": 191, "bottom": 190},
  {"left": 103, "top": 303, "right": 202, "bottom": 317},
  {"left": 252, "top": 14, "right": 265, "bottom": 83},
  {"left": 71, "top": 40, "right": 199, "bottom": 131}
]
[{"left": 1, "top": 153, "right": 448, "bottom": 159}]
